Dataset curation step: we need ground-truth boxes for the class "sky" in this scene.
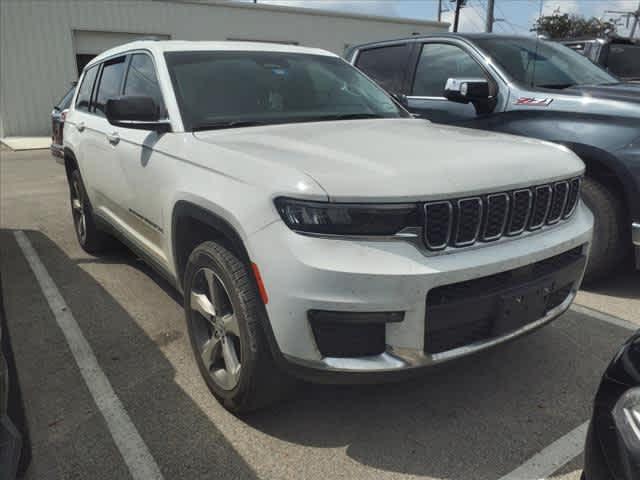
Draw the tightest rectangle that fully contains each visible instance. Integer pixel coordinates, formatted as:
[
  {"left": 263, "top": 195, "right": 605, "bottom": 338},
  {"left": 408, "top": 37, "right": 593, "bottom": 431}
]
[{"left": 235, "top": 1, "right": 640, "bottom": 37}]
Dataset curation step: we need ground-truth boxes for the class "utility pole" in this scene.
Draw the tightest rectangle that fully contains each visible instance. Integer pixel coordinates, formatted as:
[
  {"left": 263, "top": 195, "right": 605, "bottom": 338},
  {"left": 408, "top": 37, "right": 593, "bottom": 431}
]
[
  {"left": 452, "top": 0, "right": 464, "bottom": 33},
  {"left": 437, "top": 0, "right": 443, "bottom": 23},
  {"left": 486, "top": 0, "right": 495, "bottom": 32},
  {"left": 605, "top": 1, "right": 640, "bottom": 39}
]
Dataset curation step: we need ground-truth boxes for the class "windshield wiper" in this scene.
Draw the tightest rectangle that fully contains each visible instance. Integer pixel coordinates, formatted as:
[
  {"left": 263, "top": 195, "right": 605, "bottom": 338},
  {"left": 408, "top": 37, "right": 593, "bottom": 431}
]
[
  {"left": 191, "top": 120, "right": 267, "bottom": 131},
  {"left": 318, "top": 113, "right": 386, "bottom": 121}
]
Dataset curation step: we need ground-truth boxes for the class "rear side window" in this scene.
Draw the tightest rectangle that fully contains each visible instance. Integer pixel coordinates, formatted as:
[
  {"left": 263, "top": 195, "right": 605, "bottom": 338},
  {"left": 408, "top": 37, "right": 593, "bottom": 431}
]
[
  {"left": 412, "top": 43, "right": 486, "bottom": 97},
  {"left": 607, "top": 44, "right": 640, "bottom": 79},
  {"left": 94, "top": 57, "right": 126, "bottom": 117},
  {"left": 354, "top": 44, "right": 412, "bottom": 93},
  {"left": 57, "top": 86, "right": 76, "bottom": 110},
  {"left": 75, "top": 66, "right": 98, "bottom": 112},
  {"left": 123, "top": 53, "right": 165, "bottom": 112}
]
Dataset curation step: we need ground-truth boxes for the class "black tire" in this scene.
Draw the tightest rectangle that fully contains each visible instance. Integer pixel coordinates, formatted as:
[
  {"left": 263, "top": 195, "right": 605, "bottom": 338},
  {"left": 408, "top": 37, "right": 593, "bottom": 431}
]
[
  {"left": 583, "top": 423, "right": 612, "bottom": 480},
  {"left": 184, "top": 241, "right": 292, "bottom": 413},
  {"left": 69, "top": 170, "right": 112, "bottom": 254},
  {"left": 581, "top": 176, "right": 627, "bottom": 284}
]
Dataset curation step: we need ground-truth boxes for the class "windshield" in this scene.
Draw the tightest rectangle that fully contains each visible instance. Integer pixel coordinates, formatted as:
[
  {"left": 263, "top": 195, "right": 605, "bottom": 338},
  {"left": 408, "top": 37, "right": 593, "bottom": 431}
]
[
  {"left": 164, "top": 51, "right": 408, "bottom": 131},
  {"left": 474, "top": 37, "right": 617, "bottom": 89},
  {"left": 607, "top": 44, "right": 640, "bottom": 79}
]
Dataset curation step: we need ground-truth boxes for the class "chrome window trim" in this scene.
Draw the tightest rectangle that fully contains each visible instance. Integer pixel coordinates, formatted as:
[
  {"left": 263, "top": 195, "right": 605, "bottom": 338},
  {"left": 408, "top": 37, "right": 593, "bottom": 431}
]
[
  {"left": 454, "top": 197, "right": 483, "bottom": 247},
  {"left": 547, "top": 181, "right": 570, "bottom": 225},
  {"left": 482, "top": 192, "right": 510, "bottom": 241},
  {"left": 348, "top": 35, "right": 511, "bottom": 91},
  {"left": 424, "top": 201, "right": 453, "bottom": 251},
  {"left": 507, "top": 189, "right": 533, "bottom": 236},
  {"left": 529, "top": 185, "right": 553, "bottom": 230},
  {"left": 406, "top": 95, "right": 447, "bottom": 101}
]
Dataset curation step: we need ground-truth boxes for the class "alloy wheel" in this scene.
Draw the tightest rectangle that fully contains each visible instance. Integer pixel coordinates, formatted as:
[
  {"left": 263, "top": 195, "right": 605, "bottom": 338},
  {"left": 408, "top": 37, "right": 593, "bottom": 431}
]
[
  {"left": 71, "top": 178, "right": 87, "bottom": 244},
  {"left": 189, "top": 268, "right": 242, "bottom": 390}
]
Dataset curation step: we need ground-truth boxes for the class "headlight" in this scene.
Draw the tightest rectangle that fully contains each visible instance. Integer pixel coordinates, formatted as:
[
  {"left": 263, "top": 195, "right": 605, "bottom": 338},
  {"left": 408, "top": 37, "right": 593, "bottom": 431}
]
[{"left": 274, "top": 198, "right": 420, "bottom": 235}]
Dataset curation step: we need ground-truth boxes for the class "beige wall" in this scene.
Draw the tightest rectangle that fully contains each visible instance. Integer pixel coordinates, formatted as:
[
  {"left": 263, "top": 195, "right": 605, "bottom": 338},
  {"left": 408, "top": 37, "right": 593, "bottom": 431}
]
[{"left": 0, "top": 0, "right": 446, "bottom": 137}]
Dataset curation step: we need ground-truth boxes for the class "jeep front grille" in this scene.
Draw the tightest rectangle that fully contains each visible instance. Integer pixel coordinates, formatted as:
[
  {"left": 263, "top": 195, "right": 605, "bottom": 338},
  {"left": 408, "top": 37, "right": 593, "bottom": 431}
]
[{"left": 423, "top": 177, "right": 581, "bottom": 251}]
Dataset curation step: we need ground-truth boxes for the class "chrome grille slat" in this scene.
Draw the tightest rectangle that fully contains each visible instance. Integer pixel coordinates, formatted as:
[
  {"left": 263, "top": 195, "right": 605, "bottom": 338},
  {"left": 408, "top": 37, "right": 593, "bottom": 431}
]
[
  {"left": 529, "top": 185, "right": 553, "bottom": 230},
  {"left": 563, "top": 178, "right": 581, "bottom": 218},
  {"left": 424, "top": 201, "right": 453, "bottom": 250},
  {"left": 507, "top": 189, "right": 533, "bottom": 236},
  {"left": 482, "top": 193, "right": 509, "bottom": 241},
  {"left": 454, "top": 198, "right": 483, "bottom": 247},
  {"left": 547, "top": 181, "right": 569, "bottom": 225},
  {"left": 423, "top": 177, "right": 581, "bottom": 252}
]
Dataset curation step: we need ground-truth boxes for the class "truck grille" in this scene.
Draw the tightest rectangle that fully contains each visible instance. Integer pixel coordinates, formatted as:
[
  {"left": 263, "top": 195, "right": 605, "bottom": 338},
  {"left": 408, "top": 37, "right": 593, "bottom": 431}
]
[{"left": 424, "top": 178, "right": 581, "bottom": 251}]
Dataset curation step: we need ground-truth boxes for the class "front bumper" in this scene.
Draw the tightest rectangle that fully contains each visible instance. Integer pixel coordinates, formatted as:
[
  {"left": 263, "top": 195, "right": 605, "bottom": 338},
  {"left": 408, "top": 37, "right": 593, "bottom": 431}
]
[{"left": 249, "top": 203, "right": 593, "bottom": 376}]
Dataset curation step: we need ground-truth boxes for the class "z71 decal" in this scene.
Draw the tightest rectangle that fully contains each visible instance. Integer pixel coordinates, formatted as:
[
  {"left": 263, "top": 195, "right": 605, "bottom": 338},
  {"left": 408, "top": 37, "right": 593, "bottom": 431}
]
[{"left": 514, "top": 97, "right": 554, "bottom": 106}]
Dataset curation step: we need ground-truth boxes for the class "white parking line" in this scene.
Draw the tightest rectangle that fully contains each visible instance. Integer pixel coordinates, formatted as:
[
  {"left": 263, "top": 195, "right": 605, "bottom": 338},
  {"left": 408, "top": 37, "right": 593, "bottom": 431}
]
[
  {"left": 14, "top": 231, "right": 164, "bottom": 480},
  {"left": 571, "top": 304, "right": 637, "bottom": 331},
  {"left": 499, "top": 305, "right": 635, "bottom": 480},
  {"left": 498, "top": 421, "right": 589, "bottom": 480}
]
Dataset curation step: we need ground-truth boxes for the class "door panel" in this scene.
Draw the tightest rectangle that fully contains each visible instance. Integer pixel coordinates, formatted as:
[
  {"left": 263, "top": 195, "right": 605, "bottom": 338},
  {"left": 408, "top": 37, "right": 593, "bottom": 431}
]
[
  {"left": 114, "top": 53, "right": 170, "bottom": 261},
  {"left": 85, "top": 56, "right": 131, "bottom": 225}
]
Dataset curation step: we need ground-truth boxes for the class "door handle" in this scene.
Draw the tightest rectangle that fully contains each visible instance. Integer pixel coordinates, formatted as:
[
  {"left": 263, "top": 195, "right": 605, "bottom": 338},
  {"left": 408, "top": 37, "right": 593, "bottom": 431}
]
[
  {"left": 76, "top": 121, "right": 85, "bottom": 132},
  {"left": 106, "top": 132, "right": 120, "bottom": 145}
]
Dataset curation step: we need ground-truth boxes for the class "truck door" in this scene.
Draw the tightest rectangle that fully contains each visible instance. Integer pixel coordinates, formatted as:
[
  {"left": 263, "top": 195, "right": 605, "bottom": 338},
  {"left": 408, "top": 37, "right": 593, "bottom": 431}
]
[{"left": 406, "top": 42, "right": 491, "bottom": 124}]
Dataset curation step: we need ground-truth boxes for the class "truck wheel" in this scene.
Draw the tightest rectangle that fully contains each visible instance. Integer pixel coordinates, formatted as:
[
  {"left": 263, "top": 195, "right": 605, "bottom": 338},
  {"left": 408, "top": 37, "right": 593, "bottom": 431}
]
[
  {"left": 184, "top": 241, "right": 292, "bottom": 413},
  {"left": 581, "top": 177, "right": 627, "bottom": 283},
  {"left": 69, "top": 170, "right": 113, "bottom": 254}
]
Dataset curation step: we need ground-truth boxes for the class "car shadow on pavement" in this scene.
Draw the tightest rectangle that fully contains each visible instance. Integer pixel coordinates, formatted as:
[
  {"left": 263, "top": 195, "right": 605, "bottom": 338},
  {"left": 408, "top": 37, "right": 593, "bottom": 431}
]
[
  {"left": 3, "top": 229, "right": 633, "bottom": 480},
  {"left": 581, "top": 267, "right": 640, "bottom": 300},
  {"left": 245, "top": 305, "right": 632, "bottom": 479},
  {"left": 0, "top": 229, "right": 258, "bottom": 480}
]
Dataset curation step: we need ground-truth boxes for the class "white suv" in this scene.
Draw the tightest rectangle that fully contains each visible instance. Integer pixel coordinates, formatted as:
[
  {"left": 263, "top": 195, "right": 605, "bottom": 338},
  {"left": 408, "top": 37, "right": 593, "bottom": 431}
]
[{"left": 64, "top": 41, "right": 592, "bottom": 412}]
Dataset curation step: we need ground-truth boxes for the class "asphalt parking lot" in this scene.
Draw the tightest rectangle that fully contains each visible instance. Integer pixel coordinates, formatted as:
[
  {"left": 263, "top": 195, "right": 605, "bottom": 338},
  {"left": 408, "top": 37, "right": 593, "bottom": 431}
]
[{"left": 1, "top": 148, "right": 638, "bottom": 480}]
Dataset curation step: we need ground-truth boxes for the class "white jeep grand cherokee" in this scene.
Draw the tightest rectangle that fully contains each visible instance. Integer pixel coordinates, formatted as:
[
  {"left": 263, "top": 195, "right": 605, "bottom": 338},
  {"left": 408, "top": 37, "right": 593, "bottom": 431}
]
[{"left": 64, "top": 41, "right": 592, "bottom": 412}]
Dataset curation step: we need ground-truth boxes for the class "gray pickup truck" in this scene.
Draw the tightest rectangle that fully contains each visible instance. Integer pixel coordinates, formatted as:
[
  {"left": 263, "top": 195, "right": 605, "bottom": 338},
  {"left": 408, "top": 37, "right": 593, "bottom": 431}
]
[
  {"left": 561, "top": 37, "right": 640, "bottom": 83},
  {"left": 347, "top": 34, "right": 640, "bottom": 282}
]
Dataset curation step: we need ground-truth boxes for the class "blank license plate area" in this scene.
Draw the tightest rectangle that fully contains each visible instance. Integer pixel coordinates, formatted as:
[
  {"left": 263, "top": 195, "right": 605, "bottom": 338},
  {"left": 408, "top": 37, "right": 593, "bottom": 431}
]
[{"left": 494, "top": 280, "right": 553, "bottom": 336}]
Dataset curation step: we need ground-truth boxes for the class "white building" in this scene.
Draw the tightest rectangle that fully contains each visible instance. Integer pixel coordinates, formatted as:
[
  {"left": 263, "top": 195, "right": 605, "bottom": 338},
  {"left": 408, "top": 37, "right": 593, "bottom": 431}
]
[{"left": 0, "top": 0, "right": 446, "bottom": 137}]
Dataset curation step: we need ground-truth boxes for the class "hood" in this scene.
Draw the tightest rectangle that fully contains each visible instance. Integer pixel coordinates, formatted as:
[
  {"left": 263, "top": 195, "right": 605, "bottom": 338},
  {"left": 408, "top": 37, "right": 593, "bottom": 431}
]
[
  {"left": 193, "top": 119, "right": 584, "bottom": 202},
  {"left": 566, "top": 82, "right": 640, "bottom": 106}
]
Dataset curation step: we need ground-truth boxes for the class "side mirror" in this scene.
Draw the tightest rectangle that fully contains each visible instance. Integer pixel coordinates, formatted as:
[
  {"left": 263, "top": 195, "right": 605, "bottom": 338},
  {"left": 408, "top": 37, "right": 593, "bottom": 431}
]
[
  {"left": 105, "top": 96, "right": 170, "bottom": 132},
  {"left": 444, "top": 78, "right": 495, "bottom": 114}
]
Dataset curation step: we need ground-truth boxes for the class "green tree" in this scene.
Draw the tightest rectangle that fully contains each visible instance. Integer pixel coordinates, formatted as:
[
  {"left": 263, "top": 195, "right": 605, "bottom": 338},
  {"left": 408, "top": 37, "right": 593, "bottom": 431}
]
[{"left": 531, "top": 12, "right": 617, "bottom": 39}]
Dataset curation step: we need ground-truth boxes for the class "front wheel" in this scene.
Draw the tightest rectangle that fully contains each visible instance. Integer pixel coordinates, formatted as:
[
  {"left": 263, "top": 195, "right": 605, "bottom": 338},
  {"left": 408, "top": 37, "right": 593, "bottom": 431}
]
[{"left": 184, "top": 241, "right": 292, "bottom": 413}]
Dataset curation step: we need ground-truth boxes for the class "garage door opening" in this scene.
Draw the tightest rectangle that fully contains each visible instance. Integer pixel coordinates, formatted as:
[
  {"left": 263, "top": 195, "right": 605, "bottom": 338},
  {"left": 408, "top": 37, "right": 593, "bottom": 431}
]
[{"left": 73, "top": 30, "right": 170, "bottom": 76}]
